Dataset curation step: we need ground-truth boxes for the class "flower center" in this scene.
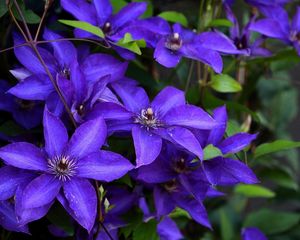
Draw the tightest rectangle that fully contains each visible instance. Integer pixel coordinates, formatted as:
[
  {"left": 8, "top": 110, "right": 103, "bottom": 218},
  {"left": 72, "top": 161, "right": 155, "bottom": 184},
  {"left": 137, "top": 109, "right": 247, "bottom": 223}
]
[
  {"left": 164, "top": 179, "right": 178, "bottom": 192},
  {"left": 16, "top": 99, "right": 35, "bottom": 110},
  {"left": 234, "top": 36, "right": 247, "bottom": 50},
  {"left": 134, "top": 107, "right": 162, "bottom": 130},
  {"left": 165, "top": 32, "right": 183, "bottom": 51},
  {"left": 61, "top": 67, "right": 71, "bottom": 80},
  {"left": 48, "top": 155, "right": 77, "bottom": 181},
  {"left": 174, "top": 158, "right": 187, "bottom": 173},
  {"left": 76, "top": 104, "right": 85, "bottom": 116},
  {"left": 290, "top": 31, "right": 300, "bottom": 43},
  {"left": 102, "top": 22, "right": 112, "bottom": 35}
]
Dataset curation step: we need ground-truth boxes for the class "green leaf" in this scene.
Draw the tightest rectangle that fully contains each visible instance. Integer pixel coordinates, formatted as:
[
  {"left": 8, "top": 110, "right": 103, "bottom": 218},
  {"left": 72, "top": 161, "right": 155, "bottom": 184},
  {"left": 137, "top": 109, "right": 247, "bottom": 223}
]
[
  {"left": 208, "top": 18, "right": 233, "bottom": 28},
  {"left": 235, "top": 184, "right": 275, "bottom": 198},
  {"left": 59, "top": 20, "right": 104, "bottom": 38},
  {"left": 111, "top": 0, "right": 127, "bottom": 13},
  {"left": 169, "top": 207, "right": 191, "bottom": 219},
  {"left": 133, "top": 220, "right": 159, "bottom": 240},
  {"left": 116, "top": 33, "right": 146, "bottom": 55},
  {"left": 158, "top": 11, "right": 188, "bottom": 27},
  {"left": 0, "top": 0, "right": 7, "bottom": 18},
  {"left": 210, "top": 74, "right": 242, "bottom": 93},
  {"left": 12, "top": 1, "right": 40, "bottom": 24},
  {"left": 203, "top": 144, "right": 222, "bottom": 160},
  {"left": 220, "top": 209, "right": 234, "bottom": 240},
  {"left": 262, "top": 168, "right": 298, "bottom": 190},
  {"left": 254, "top": 140, "right": 300, "bottom": 158},
  {"left": 244, "top": 209, "right": 300, "bottom": 234}
]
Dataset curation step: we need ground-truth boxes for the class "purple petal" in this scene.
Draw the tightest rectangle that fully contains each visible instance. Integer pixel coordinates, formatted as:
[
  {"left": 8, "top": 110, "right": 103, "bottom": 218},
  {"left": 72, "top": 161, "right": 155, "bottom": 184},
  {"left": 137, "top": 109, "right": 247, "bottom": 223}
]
[
  {"left": 249, "top": 19, "right": 287, "bottom": 40},
  {"left": 43, "top": 29, "right": 77, "bottom": 67},
  {"left": 43, "top": 108, "right": 68, "bottom": 158},
  {"left": 63, "top": 178, "right": 97, "bottom": 232},
  {"left": 110, "top": 2, "right": 147, "bottom": 31},
  {"left": 77, "top": 150, "right": 133, "bottom": 181},
  {"left": 137, "top": 156, "right": 176, "bottom": 183},
  {"left": 224, "top": 4, "right": 240, "bottom": 39},
  {"left": 22, "top": 174, "right": 61, "bottom": 208},
  {"left": 93, "top": 0, "right": 112, "bottom": 26},
  {"left": 0, "top": 166, "right": 35, "bottom": 201},
  {"left": 242, "top": 227, "right": 268, "bottom": 240},
  {"left": 0, "top": 142, "right": 47, "bottom": 171},
  {"left": 154, "top": 39, "right": 182, "bottom": 68},
  {"left": 292, "top": 7, "right": 300, "bottom": 32},
  {"left": 173, "top": 192, "right": 211, "bottom": 229},
  {"left": 87, "top": 102, "right": 133, "bottom": 121},
  {"left": 70, "top": 61, "right": 87, "bottom": 104},
  {"left": 207, "top": 106, "right": 227, "bottom": 145},
  {"left": 154, "top": 187, "right": 175, "bottom": 217},
  {"left": 60, "top": 0, "right": 97, "bottom": 25},
  {"left": 66, "top": 117, "right": 107, "bottom": 159},
  {"left": 9, "top": 68, "right": 31, "bottom": 80},
  {"left": 82, "top": 53, "right": 128, "bottom": 84},
  {"left": 151, "top": 86, "right": 185, "bottom": 117},
  {"left": 163, "top": 105, "right": 217, "bottom": 130},
  {"left": 218, "top": 133, "right": 257, "bottom": 154},
  {"left": 139, "top": 197, "right": 154, "bottom": 222},
  {"left": 132, "top": 126, "right": 162, "bottom": 167},
  {"left": 182, "top": 44, "right": 223, "bottom": 73},
  {"left": 111, "top": 83, "right": 149, "bottom": 113},
  {"left": 8, "top": 74, "right": 53, "bottom": 100},
  {"left": 0, "top": 201, "right": 29, "bottom": 233},
  {"left": 203, "top": 157, "right": 259, "bottom": 185},
  {"left": 166, "top": 127, "right": 203, "bottom": 160},
  {"left": 157, "top": 217, "right": 183, "bottom": 240}
]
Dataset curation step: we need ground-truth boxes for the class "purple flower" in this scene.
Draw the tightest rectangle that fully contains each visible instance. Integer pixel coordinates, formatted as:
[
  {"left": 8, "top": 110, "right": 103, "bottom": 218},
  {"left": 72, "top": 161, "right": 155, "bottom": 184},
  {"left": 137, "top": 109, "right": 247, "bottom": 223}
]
[
  {"left": 60, "top": 0, "right": 147, "bottom": 59},
  {"left": 222, "top": 4, "right": 271, "bottom": 57},
  {"left": 0, "top": 109, "right": 133, "bottom": 231},
  {"left": 242, "top": 227, "right": 268, "bottom": 240},
  {"left": 157, "top": 217, "right": 183, "bottom": 240},
  {"left": 0, "top": 80, "right": 43, "bottom": 129},
  {"left": 86, "top": 84, "right": 218, "bottom": 167},
  {"left": 249, "top": 6, "right": 300, "bottom": 55}
]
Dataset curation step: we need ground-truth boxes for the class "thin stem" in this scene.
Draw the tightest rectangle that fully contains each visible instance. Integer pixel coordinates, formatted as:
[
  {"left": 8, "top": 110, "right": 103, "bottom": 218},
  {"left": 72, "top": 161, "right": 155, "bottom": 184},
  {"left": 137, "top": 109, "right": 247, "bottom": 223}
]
[
  {"left": 185, "top": 60, "right": 195, "bottom": 93},
  {"left": 0, "top": 42, "right": 29, "bottom": 53},
  {"left": 34, "top": 8, "right": 48, "bottom": 41}
]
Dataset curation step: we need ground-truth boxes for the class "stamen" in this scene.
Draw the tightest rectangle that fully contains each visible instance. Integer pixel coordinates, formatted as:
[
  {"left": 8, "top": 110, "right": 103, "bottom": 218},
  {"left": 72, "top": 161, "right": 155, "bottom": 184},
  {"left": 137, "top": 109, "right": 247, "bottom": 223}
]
[
  {"left": 134, "top": 107, "right": 163, "bottom": 130},
  {"left": 103, "top": 22, "right": 112, "bottom": 34},
  {"left": 61, "top": 67, "right": 71, "bottom": 80},
  {"left": 165, "top": 32, "right": 183, "bottom": 51},
  {"left": 48, "top": 155, "right": 77, "bottom": 181}
]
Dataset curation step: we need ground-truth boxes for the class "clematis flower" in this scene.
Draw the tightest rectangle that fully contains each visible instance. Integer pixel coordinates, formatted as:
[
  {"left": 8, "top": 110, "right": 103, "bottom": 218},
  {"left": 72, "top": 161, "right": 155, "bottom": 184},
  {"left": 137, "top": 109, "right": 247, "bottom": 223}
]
[
  {"left": 0, "top": 80, "right": 43, "bottom": 129},
  {"left": 242, "top": 227, "right": 268, "bottom": 240},
  {"left": 0, "top": 109, "right": 134, "bottom": 231},
  {"left": 249, "top": 6, "right": 300, "bottom": 55},
  {"left": 222, "top": 4, "right": 271, "bottom": 57},
  {"left": 60, "top": 0, "right": 147, "bottom": 59},
  {"left": 86, "top": 84, "right": 218, "bottom": 167}
]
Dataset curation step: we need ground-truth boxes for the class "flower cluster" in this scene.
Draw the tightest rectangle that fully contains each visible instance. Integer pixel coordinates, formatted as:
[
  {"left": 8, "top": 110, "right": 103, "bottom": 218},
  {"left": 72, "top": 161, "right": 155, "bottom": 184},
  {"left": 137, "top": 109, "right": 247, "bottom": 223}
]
[{"left": 0, "top": 0, "right": 296, "bottom": 239}]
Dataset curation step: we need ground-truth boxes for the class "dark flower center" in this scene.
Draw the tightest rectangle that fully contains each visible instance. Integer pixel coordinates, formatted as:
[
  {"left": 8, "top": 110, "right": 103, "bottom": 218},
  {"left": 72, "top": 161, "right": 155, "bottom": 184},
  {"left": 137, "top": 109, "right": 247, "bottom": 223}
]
[
  {"left": 164, "top": 179, "right": 178, "bottom": 192},
  {"left": 174, "top": 158, "right": 187, "bottom": 173},
  {"left": 290, "top": 31, "right": 300, "bottom": 43},
  {"left": 234, "top": 36, "right": 247, "bottom": 50},
  {"left": 102, "top": 22, "right": 112, "bottom": 35},
  {"left": 76, "top": 104, "right": 85, "bottom": 116},
  {"left": 16, "top": 99, "right": 35, "bottom": 110},
  {"left": 134, "top": 107, "right": 162, "bottom": 130},
  {"left": 61, "top": 67, "right": 71, "bottom": 80},
  {"left": 48, "top": 155, "right": 77, "bottom": 181},
  {"left": 165, "top": 32, "right": 183, "bottom": 51}
]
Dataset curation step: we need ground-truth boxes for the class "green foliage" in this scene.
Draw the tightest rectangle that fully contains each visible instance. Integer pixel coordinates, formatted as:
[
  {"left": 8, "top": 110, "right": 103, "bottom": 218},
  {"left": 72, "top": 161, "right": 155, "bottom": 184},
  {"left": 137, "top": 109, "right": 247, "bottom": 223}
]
[
  {"left": 254, "top": 140, "right": 300, "bottom": 158},
  {"left": 132, "top": 220, "right": 159, "bottom": 240},
  {"left": 0, "top": 0, "right": 7, "bottom": 18},
  {"left": 58, "top": 20, "right": 105, "bottom": 38},
  {"left": 208, "top": 18, "right": 233, "bottom": 28},
  {"left": 203, "top": 144, "right": 222, "bottom": 160},
  {"left": 116, "top": 33, "right": 146, "bottom": 55},
  {"left": 12, "top": 1, "right": 40, "bottom": 24},
  {"left": 158, "top": 11, "right": 188, "bottom": 27},
  {"left": 234, "top": 184, "right": 275, "bottom": 198},
  {"left": 210, "top": 74, "right": 242, "bottom": 93}
]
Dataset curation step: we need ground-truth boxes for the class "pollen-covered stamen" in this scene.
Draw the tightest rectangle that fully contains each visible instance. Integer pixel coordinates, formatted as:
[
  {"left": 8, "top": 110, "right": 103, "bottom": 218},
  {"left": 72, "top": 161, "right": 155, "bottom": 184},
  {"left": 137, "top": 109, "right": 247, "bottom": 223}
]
[
  {"left": 102, "top": 22, "right": 112, "bottom": 35},
  {"left": 134, "top": 107, "right": 162, "bottom": 130},
  {"left": 165, "top": 32, "right": 183, "bottom": 51},
  {"left": 48, "top": 155, "right": 77, "bottom": 181}
]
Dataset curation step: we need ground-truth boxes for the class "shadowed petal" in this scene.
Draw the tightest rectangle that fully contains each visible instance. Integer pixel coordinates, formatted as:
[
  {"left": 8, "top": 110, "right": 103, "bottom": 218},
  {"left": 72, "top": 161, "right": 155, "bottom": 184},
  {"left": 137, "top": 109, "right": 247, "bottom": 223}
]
[
  {"left": 43, "top": 108, "right": 68, "bottom": 158},
  {"left": 157, "top": 217, "right": 183, "bottom": 240},
  {"left": 63, "top": 178, "right": 97, "bottom": 232},
  {"left": 22, "top": 174, "right": 61, "bottom": 209},
  {"left": 242, "top": 227, "right": 268, "bottom": 240},
  {"left": 207, "top": 106, "right": 227, "bottom": 145},
  {"left": 60, "top": 0, "right": 97, "bottom": 24},
  {"left": 151, "top": 86, "right": 185, "bottom": 117},
  {"left": 203, "top": 157, "right": 259, "bottom": 185},
  {"left": 66, "top": 117, "right": 107, "bottom": 159},
  {"left": 292, "top": 7, "right": 300, "bottom": 31},
  {"left": 77, "top": 150, "right": 134, "bottom": 181},
  {"left": 166, "top": 127, "right": 203, "bottom": 160},
  {"left": 163, "top": 105, "right": 217, "bottom": 130},
  {"left": 132, "top": 126, "right": 162, "bottom": 167},
  {"left": 0, "top": 142, "right": 47, "bottom": 171},
  {"left": 8, "top": 74, "right": 53, "bottom": 100},
  {"left": 154, "top": 187, "right": 175, "bottom": 217},
  {"left": 94, "top": 0, "right": 112, "bottom": 26},
  {"left": 43, "top": 29, "right": 77, "bottom": 66},
  {"left": 218, "top": 133, "right": 257, "bottom": 154},
  {"left": 154, "top": 39, "right": 182, "bottom": 68},
  {"left": 111, "top": 83, "right": 149, "bottom": 113},
  {"left": 110, "top": 2, "right": 147, "bottom": 30},
  {"left": 82, "top": 54, "right": 128, "bottom": 84}
]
